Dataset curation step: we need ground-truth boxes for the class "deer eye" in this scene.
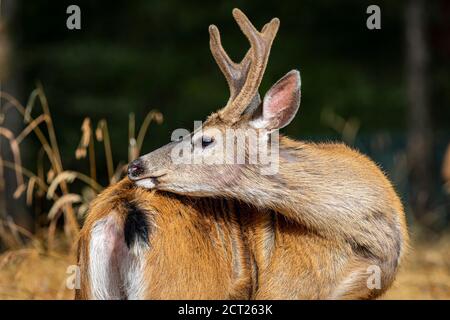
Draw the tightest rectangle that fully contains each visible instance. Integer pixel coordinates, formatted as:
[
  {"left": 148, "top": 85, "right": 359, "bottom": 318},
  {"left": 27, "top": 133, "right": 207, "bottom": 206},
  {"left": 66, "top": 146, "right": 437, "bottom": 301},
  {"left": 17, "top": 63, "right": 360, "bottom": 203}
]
[{"left": 201, "top": 136, "right": 215, "bottom": 148}]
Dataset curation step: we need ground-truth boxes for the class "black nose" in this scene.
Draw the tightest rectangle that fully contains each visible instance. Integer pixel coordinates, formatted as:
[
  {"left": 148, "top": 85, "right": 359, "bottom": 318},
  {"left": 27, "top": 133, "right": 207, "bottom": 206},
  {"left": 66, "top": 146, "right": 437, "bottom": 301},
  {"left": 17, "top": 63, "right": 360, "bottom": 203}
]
[{"left": 128, "top": 159, "right": 145, "bottom": 179}]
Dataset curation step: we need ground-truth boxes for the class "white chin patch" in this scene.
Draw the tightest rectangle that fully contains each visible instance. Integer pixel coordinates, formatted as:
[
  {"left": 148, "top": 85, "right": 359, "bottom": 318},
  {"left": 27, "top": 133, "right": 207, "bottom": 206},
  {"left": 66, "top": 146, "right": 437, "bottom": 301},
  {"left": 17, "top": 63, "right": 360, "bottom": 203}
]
[{"left": 135, "top": 178, "right": 155, "bottom": 189}]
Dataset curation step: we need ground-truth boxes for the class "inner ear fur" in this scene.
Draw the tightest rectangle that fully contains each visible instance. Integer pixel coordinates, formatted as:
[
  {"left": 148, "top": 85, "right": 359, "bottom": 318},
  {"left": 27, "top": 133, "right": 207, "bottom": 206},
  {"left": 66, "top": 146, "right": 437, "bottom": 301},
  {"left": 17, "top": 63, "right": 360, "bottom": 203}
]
[{"left": 250, "top": 69, "right": 301, "bottom": 130}]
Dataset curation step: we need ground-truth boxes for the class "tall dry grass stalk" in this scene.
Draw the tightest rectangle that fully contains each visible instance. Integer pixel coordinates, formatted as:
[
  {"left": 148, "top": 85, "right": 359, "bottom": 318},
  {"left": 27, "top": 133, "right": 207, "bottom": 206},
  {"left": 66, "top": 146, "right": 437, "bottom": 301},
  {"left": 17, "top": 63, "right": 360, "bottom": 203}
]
[
  {"left": 0, "top": 86, "right": 163, "bottom": 252},
  {"left": 442, "top": 144, "right": 450, "bottom": 194}
]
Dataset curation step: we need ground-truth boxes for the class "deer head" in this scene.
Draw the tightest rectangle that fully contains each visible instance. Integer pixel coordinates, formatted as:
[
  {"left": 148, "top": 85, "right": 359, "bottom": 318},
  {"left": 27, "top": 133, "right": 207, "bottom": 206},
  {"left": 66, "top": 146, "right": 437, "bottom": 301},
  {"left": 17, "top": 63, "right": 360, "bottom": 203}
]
[{"left": 128, "top": 8, "right": 301, "bottom": 196}]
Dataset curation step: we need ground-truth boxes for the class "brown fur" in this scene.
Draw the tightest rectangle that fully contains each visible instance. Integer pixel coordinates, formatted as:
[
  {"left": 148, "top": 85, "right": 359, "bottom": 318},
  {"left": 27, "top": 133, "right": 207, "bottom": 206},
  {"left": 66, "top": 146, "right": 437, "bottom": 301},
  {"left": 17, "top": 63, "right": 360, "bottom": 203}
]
[
  {"left": 85, "top": 9, "right": 408, "bottom": 299},
  {"left": 76, "top": 178, "right": 403, "bottom": 299}
]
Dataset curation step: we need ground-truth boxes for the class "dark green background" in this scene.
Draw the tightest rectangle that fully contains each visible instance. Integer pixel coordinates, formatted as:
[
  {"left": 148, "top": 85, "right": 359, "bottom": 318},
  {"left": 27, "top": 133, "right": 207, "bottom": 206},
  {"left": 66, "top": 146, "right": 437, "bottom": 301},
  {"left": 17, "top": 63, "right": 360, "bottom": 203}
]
[{"left": 6, "top": 0, "right": 450, "bottom": 225}]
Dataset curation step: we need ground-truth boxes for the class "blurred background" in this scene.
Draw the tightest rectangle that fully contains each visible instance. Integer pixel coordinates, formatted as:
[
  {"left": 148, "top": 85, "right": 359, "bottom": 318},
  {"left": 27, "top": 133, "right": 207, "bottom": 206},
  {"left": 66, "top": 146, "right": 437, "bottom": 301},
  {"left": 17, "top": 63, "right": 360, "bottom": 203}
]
[{"left": 0, "top": 0, "right": 449, "bottom": 299}]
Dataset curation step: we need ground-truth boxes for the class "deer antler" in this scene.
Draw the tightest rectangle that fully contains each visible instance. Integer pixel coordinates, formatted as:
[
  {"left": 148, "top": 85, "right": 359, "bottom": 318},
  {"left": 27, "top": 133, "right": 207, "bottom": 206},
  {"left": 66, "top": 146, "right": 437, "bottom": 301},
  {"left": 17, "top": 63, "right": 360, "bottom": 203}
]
[{"left": 209, "top": 8, "right": 280, "bottom": 123}]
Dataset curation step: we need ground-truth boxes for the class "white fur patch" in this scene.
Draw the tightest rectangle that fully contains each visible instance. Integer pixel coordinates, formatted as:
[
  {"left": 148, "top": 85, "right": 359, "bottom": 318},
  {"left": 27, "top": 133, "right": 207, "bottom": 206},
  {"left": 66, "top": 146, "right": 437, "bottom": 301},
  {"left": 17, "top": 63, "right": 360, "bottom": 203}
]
[
  {"left": 249, "top": 117, "right": 269, "bottom": 129},
  {"left": 89, "top": 213, "right": 148, "bottom": 300},
  {"left": 136, "top": 178, "right": 156, "bottom": 189}
]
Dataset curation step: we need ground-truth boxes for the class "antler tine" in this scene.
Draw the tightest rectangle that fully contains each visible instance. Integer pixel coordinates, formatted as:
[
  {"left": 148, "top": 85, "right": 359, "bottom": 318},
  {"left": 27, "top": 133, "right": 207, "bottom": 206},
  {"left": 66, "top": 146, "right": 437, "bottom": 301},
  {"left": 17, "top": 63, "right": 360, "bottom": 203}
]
[
  {"left": 226, "top": 9, "right": 279, "bottom": 121},
  {"left": 209, "top": 25, "right": 251, "bottom": 102},
  {"left": 211, "top": 9, "right": 279, "bottom": 123}
]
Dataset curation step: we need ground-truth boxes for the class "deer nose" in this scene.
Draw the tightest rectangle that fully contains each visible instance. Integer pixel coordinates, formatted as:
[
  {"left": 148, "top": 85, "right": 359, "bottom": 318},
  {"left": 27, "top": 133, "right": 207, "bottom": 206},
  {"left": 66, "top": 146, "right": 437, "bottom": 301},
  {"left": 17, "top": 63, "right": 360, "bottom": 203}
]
[{"left": 128, "top": 159, "right": 145, "bottom": 179}]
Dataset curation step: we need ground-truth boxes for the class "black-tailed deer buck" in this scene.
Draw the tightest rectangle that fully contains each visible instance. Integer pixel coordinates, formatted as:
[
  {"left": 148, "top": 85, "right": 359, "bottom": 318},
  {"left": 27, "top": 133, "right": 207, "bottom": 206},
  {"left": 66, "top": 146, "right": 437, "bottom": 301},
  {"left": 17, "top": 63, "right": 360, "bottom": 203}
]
[{"left": 77, "top": 8, "right": 408, "bottom": 300}]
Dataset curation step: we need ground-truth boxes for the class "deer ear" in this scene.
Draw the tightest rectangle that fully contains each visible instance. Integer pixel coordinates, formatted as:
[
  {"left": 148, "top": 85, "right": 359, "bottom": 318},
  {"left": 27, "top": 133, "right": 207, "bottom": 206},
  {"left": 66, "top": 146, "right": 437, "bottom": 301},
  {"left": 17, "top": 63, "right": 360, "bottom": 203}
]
[{"left": 250, "top": 70, "right": 301, "bottom": 130}]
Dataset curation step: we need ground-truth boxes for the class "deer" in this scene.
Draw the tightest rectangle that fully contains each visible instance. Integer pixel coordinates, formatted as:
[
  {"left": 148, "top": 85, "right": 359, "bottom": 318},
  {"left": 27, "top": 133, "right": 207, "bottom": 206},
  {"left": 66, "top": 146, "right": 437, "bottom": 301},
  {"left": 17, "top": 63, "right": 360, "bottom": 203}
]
[
  {"left": 77, "top": 178, "right": 396, "bottom": 299},
  {"left": 125, "top": 7, "right": 408, "bottom": 297}
]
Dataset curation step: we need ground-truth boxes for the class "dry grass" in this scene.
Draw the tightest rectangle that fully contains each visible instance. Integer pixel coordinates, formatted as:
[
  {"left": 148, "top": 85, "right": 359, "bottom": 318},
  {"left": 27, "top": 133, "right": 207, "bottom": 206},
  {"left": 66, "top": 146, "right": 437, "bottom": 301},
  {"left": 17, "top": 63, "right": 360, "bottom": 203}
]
[
  {"left": 0, "top": 86, "right": 162, "bottom": 251},
  {"left": 0, "top": 246, "right": 75, "bottom": 299},
  {"left": 383, "top": 234, "right": 450, "bottom": 300}
]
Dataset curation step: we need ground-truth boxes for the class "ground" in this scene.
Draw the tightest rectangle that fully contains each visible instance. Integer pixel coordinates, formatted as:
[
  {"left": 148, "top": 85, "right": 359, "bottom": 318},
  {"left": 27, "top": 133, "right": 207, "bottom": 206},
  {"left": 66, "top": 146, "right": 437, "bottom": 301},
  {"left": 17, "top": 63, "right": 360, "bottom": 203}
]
[{"left": 382, "top": 234, "right": 450, "bottom": 299}]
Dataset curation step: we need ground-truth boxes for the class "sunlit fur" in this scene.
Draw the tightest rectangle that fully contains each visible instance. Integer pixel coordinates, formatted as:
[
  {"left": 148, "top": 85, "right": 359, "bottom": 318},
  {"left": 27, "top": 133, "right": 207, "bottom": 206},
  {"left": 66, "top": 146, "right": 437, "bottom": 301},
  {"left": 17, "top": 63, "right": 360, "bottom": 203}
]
[
  {"left": 129, "top": 67, "right": 408, "bottom": 299},
  {"left": 76, "top": 178, "right": 404, "bottom": 299}
]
